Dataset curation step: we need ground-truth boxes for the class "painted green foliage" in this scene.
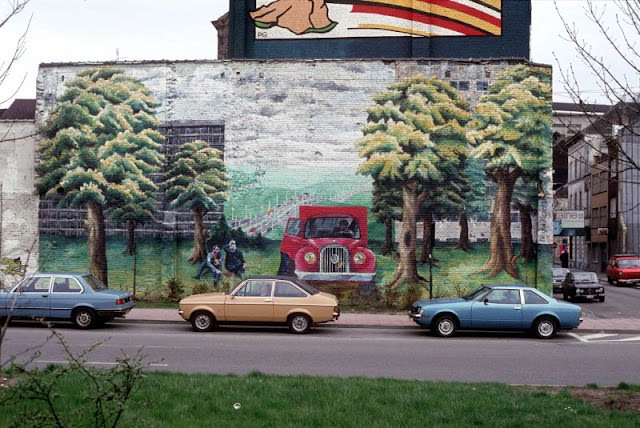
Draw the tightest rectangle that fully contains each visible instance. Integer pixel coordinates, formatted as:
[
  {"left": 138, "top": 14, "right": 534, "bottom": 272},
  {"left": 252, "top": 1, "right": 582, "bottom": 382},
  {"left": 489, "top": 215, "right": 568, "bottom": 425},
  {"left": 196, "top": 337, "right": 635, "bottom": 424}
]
[
  {"left": 468, "top": 64, "right": 552, "bottom": 278},
  {"left": 356, "top": 76, "right": 471, "bottom": 288},
  {"left": 36, "top": 68, "right": 165, "bottom": 284},
  {"left": 162, "top": 140, "right": 229, "bottom": 263}
]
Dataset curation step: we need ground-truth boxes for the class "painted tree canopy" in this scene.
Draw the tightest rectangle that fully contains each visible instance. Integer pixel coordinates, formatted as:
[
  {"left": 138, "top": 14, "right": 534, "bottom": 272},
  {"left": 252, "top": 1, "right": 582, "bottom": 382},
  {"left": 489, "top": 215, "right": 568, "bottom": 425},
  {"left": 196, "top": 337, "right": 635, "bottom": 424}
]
[
  {"left": 36, "top": 68, "right": 165, "bottom": 283},
  {"left": 467, "top": 64, "right": 552, "bottom": 278},
  {"left": 162, "top": 140, "right": 229, "bottom": 263},
  {"left": 356, "top": 76, "right": 471, "bottom": 289}
]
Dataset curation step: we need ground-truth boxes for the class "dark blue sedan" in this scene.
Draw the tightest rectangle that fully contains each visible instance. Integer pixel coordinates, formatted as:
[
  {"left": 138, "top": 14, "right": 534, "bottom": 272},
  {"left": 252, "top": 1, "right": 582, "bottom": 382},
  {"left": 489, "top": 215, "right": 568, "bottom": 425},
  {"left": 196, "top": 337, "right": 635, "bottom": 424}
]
[
  {"left": 409, "top": 284, "right": 582, "bottom": 339},
  {"left": 0, "top": 273, "right": 135, "bottom": 329}
]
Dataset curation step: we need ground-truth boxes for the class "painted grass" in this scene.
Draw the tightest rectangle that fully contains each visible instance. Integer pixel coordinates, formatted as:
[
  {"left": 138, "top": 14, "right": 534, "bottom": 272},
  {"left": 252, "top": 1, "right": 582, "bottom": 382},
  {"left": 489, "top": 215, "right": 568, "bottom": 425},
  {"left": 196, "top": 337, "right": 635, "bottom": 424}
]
[
  {"left": 1, "top": 372, "right": 638, "bottom": 427},
  {"left": 38, "top": 234, "right": 552, "bottom": 301}
]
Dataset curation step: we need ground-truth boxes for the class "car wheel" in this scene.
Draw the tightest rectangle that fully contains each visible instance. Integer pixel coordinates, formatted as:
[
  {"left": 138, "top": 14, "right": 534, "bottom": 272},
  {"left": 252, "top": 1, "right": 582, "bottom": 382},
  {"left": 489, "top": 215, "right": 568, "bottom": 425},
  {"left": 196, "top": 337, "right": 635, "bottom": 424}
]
[
  {"left": 599, "top": 296, "right": 605, "bottom": 303},
  {"left": 607, "top": 277, "right": 613, "bottom": 284},
  {"left": 433, "top": 315, "right": 457, "bottom": 337},
  {"left": 562, "top": 292, "right": 568, "bottom": 301},
  {"left": 533, "top": 316, "right": 557, "bottom": 339},
  {"left": 288, "top": 314, "right": 311, "bottom": 334},
  {"left": 72, "top": 308, "right": 97, "bottom": 329},
  {"left": 191, "top": 311, "right": 216, "bottom": 332}
]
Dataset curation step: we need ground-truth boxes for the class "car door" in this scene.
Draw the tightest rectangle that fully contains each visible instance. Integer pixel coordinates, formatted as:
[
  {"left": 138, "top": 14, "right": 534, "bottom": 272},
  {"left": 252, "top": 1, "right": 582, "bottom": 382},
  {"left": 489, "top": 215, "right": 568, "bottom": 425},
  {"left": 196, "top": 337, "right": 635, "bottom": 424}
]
[
  {"left": 12, "top": 275, "right": 53, "bottom": 319},
  {"left": 471, "top": 288, "right": 523, "bottom": 329},
  {"left": 49, "top": 275, "right": 84, "bottom": 319},
  {"left": 224, "top": 279, "right": 274, "bottom": 322},
  {"left": 520, "top": 289, "right": 551, "bottom": 326},
  {"left": 272, "top": 280, "right": 308, "bottom": 322}
]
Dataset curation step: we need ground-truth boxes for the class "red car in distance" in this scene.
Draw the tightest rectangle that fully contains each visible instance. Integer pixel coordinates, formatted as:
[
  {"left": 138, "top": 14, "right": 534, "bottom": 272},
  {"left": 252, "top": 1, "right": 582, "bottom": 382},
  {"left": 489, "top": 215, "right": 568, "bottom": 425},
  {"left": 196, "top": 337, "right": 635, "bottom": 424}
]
[
  {"left": 606, "top": 254, "right": 640, "bottom": 286},
  {"left": 278, "top": 206, "right": 375, "bottom": 284}
]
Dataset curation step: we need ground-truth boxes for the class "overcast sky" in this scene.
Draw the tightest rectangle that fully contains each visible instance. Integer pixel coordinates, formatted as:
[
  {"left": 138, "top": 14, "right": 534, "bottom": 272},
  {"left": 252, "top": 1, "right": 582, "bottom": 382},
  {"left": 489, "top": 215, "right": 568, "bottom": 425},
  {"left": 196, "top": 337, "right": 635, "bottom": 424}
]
[{"left": 1, "top": 0, "right": 635, "bottom": 108}]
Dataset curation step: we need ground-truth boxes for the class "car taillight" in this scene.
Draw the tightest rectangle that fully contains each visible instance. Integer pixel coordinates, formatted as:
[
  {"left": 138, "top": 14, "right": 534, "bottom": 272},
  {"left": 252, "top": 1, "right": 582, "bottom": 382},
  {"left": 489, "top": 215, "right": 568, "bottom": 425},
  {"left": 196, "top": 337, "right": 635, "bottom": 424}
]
[{"left": 116, "top": 298, "right": 125, "bottom": 305}]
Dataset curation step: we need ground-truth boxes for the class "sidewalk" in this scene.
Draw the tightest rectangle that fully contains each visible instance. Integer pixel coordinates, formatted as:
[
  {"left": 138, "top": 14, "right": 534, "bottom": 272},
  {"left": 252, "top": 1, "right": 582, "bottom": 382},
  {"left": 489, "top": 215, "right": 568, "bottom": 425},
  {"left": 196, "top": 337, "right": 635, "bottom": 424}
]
[{"left": 119, "top": 308, "right": 640, "bottom": 333}]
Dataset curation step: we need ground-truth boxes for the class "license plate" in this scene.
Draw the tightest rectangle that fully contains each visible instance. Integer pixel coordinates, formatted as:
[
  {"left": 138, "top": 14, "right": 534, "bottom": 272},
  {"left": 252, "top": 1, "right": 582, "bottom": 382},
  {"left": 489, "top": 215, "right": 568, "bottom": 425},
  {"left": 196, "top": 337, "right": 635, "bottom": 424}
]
[{"left": 585, "top": 295, "right": 594, "bottom": 299}]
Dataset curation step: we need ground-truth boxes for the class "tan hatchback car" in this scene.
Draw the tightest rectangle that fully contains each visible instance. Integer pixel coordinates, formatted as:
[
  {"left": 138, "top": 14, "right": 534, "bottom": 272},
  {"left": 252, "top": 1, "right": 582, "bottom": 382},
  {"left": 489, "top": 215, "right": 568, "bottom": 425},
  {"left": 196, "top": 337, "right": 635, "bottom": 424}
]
[{"left": 178, "top": 275, "right": 340, "bottom": 334}]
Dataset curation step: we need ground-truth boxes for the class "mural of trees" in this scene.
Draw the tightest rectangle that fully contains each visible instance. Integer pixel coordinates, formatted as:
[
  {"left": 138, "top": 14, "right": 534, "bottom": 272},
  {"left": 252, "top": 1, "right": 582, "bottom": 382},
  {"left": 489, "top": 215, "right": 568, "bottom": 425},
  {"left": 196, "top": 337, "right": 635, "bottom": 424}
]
[
  {"left": 162, "top": 140, "right": 229, "bottom": 263},
  {"left": 467, "top": 65, "right": 552, "bottom": 278},
  {"left": 36, "top": 68, "right": 164, "bottom": 284},
  {"left": 356, "top": 76, "right": 471, "bottom": 289},
  {"left": 457, "top": 156, "right": 490, "bottom": 251}
]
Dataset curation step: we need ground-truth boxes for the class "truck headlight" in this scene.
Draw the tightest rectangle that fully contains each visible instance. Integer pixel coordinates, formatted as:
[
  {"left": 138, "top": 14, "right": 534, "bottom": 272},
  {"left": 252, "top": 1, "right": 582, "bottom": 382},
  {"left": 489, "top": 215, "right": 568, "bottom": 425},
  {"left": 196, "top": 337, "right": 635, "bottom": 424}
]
[
  {"left": 353, "top": 252, "right": 366, "bottom": 264},
  {"left": 304, "top": 252, "right": 316, "bottom": 264}
]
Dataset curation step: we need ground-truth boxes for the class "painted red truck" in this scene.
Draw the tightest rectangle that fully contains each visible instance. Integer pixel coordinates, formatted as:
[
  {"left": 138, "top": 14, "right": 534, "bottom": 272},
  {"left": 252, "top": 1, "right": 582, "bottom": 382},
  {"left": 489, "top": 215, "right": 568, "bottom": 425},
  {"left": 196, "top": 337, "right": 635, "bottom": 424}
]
[{"left": 278, "top": 206, "right": 376, "bottom": 283}]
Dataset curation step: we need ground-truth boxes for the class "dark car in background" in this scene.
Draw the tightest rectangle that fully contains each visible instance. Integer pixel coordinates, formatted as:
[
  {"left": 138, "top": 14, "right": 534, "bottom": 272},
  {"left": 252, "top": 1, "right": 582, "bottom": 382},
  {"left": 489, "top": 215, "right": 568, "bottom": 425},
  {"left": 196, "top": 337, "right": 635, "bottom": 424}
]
[
  {"left": 562, "top": 271, "right": 605, "bottom": 302},
  {"left": 552, "top": 267, "right": 570, "bottom": 293}
]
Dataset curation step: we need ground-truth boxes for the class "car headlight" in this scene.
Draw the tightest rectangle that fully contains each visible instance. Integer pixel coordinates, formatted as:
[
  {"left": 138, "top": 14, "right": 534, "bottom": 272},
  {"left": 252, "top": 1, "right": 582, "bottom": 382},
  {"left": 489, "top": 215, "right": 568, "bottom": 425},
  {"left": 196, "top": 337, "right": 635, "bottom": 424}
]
[
  {"left": 353, "top": 252, "right": 366, "bottom": 264},
  {"left": 304, "top": 252, "right": 316, "bottom": 264}
]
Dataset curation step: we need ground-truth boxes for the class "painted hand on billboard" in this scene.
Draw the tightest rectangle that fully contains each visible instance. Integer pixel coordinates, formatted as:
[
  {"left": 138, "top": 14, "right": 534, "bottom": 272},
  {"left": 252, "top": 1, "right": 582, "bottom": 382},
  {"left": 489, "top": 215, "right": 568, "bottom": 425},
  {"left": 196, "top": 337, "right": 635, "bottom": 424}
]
[{"left": 250, "top": 0, "right": 337, "bottom": 35}]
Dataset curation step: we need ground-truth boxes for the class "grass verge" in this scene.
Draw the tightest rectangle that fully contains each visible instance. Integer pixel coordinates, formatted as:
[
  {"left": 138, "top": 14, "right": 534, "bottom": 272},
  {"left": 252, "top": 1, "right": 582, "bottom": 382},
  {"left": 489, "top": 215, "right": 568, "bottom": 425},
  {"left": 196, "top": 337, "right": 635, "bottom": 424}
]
[{"left": 1, "top": 372, "right": 638, "bottom": 427}]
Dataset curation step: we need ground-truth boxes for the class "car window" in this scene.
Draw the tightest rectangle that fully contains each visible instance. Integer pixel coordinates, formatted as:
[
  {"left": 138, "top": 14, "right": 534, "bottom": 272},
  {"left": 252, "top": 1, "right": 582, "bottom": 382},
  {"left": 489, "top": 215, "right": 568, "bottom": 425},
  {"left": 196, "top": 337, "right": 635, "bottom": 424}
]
[
  {"left": 572, "top": 273, "right": 597, "bottom": 283},
  {"left": 275, "top": 281, "right": 307, "bottom": 298},
  {"left": 235, "top": 280, "right": 272, "bottom": 297},
  {"left": 53, "top": 277, "right": 82, "bottom": 293},
  {"left": 618, "top": 259, "right": 640, "bottom": 268},
  {"left": 83, "top": 274, "right": 107, "bottom": 290},
  {"left": 485, "top": 289, "right": 520, "bottom": 304},
  {"left": 523, "top": 290, "right": 548, "bottom": 305},
  {"left": 286, "top": 219, "right": 301, "bottom": 236},
  {"left": 17, "top": 276, "right": 52, "bottom": 293},
  {"left": 465, "top": 286, "right": 490, "bottom": 300}
]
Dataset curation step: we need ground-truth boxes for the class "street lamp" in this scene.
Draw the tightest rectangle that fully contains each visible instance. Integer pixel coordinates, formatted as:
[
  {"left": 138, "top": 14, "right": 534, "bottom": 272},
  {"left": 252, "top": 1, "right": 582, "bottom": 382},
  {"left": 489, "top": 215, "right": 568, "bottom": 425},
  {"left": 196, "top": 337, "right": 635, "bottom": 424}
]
[{"left": 428, "top": 253, "right": 433, "bottom": 299}]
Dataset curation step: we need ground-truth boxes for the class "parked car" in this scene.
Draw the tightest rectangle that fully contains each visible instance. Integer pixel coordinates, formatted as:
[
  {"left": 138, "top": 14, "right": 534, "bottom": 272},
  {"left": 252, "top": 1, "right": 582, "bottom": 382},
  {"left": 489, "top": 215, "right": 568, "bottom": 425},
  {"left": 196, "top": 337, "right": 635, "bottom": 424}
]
[
  {"left": 178, "top": 275, "right": 340, "bottom": 334},
  {"left": 606, "top": 254, "right": 640, "bottom": 286},
  {"left": 0, "top": 273, "right": 135, "bottom": 329},
  {"left": 562, "top": 271, "right": 605, "bottom": 302},
  {"left": 552, "top": 267, "right": 570, "bottom": 293},
  {"left": 409, "top": 284, "right": 583, "bottom": 339}
]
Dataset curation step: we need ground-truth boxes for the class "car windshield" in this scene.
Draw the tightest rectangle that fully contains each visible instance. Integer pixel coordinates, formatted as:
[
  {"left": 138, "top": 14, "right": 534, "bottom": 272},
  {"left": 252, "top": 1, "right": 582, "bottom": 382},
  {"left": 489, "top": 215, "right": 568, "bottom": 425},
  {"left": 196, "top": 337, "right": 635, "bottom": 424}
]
[
  {"left": 82, "top": 274, "right": 108, "bottom": 290},
  {"left": 464, "top": 286, "right": 490, "bottom": 301},
  {"left": 304, "top": 217, "right": 360, "bottom": 239},
  {"left": 572, "top": 273, "right": 598, "bottom": 283},
  {"left": 618, "top": 258, "right": 640, "bottom": 268},
  {"left": 553, "top": 268, "right": 569, "bottom": 279}
]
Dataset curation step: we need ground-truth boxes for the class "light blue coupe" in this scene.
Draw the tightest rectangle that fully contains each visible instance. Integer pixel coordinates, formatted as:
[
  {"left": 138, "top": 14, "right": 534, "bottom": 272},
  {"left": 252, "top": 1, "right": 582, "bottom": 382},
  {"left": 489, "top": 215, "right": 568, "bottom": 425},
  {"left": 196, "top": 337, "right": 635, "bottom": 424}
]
[
  {"left": 0, "top": 273, "right": 135, "bottom": 329},
  {"left": 409, "top": 284, "right": 583, "bottom": 339}
]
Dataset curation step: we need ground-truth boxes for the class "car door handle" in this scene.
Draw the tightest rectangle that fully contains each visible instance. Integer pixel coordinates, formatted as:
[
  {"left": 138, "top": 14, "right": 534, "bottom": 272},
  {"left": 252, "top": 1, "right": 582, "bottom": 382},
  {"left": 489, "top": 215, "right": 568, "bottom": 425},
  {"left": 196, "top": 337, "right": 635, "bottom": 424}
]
[
  {"left": 264, "top": 298, "right": 273, "bottom": 302},
  {"left": 513, "top": 306, "right": 521, "bottom": 310}
]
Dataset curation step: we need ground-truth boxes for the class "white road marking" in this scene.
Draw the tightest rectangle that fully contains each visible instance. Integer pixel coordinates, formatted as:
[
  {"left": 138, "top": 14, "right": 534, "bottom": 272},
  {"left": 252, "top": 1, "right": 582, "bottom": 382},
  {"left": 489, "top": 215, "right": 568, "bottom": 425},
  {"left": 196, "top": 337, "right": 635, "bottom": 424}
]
[
  {"left": 581, "top": 333, "right": 618, "bottom": 340},
  {"left": 36, "top": 360, "right": 168, "bottom": 367}
]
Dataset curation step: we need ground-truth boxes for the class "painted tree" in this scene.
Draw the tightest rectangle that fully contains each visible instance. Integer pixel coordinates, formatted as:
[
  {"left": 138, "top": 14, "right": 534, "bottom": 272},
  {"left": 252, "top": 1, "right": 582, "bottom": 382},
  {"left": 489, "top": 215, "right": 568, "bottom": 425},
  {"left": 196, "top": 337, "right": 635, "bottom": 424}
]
[
  {"left": 457, "top": 156, "right": 491, "bottom": 251},
  {"left": 371, "top": 180, "right": 402, "bottom": 255},
  {"left": 356, "top": 76, "right": 471, "bottom": 288},
  {"left": 467, "top": 65, "right": 552, "bottom": 278},
  {"left": 512, "top": 177, "right": 540, "bottom": 262},
  {"left": 36, "top": 68, "right": 164, "bottom": 284},
  {"left": 162, "top": 140, "right": 229, "bottom": 263}
]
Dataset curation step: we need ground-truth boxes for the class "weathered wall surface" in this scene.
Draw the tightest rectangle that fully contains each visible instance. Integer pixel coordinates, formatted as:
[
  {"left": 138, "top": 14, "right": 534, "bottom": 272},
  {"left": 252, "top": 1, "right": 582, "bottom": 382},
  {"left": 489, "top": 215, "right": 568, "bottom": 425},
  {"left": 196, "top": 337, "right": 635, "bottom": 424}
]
[{"left": 0, "top": 120, "right": 39, "bottom": 276}]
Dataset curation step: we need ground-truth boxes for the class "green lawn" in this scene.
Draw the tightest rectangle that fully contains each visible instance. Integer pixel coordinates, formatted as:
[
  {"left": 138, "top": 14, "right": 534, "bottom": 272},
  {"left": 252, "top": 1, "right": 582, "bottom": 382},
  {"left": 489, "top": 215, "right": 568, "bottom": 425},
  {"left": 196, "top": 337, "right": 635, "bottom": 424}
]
[{"left": 2, "top": 372, "right": 638, "bottom": 427}]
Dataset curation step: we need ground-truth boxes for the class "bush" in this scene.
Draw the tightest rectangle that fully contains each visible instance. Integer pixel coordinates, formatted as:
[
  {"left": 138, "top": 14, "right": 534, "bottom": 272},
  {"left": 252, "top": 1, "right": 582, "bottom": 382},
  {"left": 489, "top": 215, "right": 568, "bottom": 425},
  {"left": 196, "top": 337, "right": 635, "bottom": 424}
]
[{"left": 166, "top": 277, "right": 184, "bottom": 302}]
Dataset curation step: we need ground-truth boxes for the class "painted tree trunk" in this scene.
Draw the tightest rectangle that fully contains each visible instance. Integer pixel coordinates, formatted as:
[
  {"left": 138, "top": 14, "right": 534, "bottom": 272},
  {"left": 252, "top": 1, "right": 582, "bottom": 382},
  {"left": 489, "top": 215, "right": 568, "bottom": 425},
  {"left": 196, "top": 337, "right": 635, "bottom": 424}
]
[
  {"left": 387, "top": 185, "right": 426, "bottom": 288},
  {"left": 189, "top": 208, "right": 207, "bottom": 263},
  {"left": 383, "top": 217, "right": 394, "bottom": 255},
  {"left": 458, "top": 211, "right": 471, "bottom": 251},
  {"left": 85, "top": 201, "right": 108, "bottom": 285},
  {"left": 420, "top": 211, "right": 434, "bottom": 263},
  {"left": 124, "top": 220, "right": 137, "bottom": 255},
  {"left": 518, "top": 204, "right": 535, "bottom": 262},
  {"left": 480, "top": 172, "right": 521, "bottom": 279}
]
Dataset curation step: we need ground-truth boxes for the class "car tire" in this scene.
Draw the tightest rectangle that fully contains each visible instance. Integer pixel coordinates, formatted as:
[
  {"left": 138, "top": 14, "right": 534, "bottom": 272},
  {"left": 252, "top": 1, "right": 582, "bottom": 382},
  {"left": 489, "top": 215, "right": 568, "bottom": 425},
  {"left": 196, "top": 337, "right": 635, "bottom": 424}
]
[
  {"left": 288, "top": 314, "right": 311, "bottom": 334},
  {"left": 599, "top": 296, "right": 605, "bottom": 303},
  {"left": 607, "top": 277, "right": 613, "bottom": 284},
  {"left": 533, "top": 316, "right": 557, "bottom": 339},
  {"left": 191, "top": 311, "right": 216, "bottom": 332},
  {"left": 433, "top": 314, "right": 457, "bottom": 338},
  {"left": 72, "top": 308, "right": 97, "bottom": 329}
]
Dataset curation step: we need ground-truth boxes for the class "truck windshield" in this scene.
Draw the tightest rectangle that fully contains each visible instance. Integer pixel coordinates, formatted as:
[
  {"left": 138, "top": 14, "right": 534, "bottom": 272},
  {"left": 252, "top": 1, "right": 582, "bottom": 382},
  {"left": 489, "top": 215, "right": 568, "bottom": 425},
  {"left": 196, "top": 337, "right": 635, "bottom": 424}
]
[{"left": 305, "top": 217, "right": 360, "bottom": 239}]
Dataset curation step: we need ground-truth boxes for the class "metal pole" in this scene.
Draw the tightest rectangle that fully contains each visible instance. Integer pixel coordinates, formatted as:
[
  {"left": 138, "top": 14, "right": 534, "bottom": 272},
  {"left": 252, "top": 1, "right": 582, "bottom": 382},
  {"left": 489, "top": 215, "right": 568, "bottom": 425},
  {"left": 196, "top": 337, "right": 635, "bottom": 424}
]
[{"left": 428, "top": 253, "right": 433, "bottom": 299}]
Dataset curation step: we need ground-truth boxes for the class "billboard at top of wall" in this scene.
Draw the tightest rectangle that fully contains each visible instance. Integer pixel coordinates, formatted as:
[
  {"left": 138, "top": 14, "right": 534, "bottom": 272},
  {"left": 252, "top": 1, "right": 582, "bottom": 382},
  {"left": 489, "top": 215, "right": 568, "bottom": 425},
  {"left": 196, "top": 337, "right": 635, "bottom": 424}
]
[{"left": 229, "top": 0, "right": 530, "bottom": 59}]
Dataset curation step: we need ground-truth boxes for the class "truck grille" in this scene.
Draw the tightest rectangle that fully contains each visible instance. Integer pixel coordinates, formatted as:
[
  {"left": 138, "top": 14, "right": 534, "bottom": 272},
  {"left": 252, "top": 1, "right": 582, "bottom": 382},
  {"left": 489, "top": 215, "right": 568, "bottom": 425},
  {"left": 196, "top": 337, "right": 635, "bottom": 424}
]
[{"left": 320, "top": 245, "right": 349, "bottom": 273}]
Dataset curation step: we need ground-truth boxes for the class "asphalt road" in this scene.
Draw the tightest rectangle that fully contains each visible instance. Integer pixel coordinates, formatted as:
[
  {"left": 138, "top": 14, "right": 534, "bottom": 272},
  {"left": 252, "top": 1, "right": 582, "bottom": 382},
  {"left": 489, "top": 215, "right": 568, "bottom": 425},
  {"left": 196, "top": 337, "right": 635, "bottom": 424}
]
[{"left": 3, "top": 322, "right": 639, "bottom": 387}]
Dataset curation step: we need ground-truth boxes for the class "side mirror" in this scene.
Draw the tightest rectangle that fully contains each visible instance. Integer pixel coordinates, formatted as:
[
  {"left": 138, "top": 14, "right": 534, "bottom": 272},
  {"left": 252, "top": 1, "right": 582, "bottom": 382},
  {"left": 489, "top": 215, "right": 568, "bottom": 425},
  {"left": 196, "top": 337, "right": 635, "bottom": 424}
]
[{"left": 483, "top": 298, "right": 489, "bottom": 305}]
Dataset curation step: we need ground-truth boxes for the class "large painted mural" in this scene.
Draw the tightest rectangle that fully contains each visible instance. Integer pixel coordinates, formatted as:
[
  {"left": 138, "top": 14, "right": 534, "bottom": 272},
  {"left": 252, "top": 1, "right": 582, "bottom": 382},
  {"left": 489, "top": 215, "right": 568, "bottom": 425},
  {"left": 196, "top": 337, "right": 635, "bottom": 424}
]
[{"left": 34, "top": 60, "right": 552, "bottom": 305}]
